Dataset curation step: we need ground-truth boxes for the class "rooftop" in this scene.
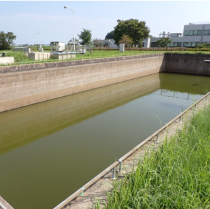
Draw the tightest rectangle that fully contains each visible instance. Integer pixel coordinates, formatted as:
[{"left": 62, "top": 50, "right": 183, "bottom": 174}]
[{"left": 189, "top": 22, "right": 210, "bottom": 25}]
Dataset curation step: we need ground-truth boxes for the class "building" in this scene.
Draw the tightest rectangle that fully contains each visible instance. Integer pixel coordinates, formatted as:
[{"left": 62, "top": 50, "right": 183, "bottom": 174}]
[
  {"left": 92, "top": 39, "right": 118, "bottom": 48},
  {"left": 143, "top": 22, "right": 210, "bottom": 48}
]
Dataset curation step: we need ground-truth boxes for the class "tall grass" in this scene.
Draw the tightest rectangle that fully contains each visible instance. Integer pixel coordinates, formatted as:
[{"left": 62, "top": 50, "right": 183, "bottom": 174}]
[
  {"left": 4, "top": 51, "right": 32, "bottom": 62},
  {"left": 100, "top": 106, "right": 210, "bottom": 208}
]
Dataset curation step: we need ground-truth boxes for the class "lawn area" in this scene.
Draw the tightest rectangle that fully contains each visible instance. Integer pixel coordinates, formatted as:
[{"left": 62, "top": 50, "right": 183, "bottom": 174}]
[
  {"left": 0, "top": 49, "right": 210, "bottom": 66},
  {"left": 99, "top": 106, "right": 210, "bottom": 208}
]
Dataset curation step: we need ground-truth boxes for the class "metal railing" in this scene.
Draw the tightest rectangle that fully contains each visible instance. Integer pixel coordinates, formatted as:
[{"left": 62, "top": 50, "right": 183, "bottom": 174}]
[{"left": 53, "top": 91, "right": 210, "bottom": 209}]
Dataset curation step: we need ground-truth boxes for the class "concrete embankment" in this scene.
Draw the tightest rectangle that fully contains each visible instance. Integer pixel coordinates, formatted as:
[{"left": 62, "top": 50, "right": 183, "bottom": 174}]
[
  {"left": 0, "top": 54, "right": 164, "bottom": 113},
  {"left": 0, "top": 74, "right": 160, "bottom": 155},
  {"left": 164, "top": 53, "right": 210, "bottom": 75},
  {"left": 1, "top": 53, "right": 210, "bottom": 113}
]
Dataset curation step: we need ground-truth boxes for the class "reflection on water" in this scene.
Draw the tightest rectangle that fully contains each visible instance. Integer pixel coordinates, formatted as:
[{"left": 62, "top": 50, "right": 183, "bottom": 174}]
[
  {"left": 0, "top": 74, "right": 160, "bottom": 155},
  {"left": 0, "top": 73, "right": 210, "bottom": 209}
]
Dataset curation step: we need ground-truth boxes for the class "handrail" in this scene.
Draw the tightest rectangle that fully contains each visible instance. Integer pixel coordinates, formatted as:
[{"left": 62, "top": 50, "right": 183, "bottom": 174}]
[{"left": 53, "top": 91, "right": 210, "bottom": 209}]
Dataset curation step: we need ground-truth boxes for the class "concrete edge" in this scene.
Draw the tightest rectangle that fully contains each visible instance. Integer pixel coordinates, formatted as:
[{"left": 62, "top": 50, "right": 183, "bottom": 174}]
[
  {"left": 0, "top": 53, "right": 165, "bottom": 74},
  {"left": 0, "top": 196, "right": 14, "bottom": 209}
]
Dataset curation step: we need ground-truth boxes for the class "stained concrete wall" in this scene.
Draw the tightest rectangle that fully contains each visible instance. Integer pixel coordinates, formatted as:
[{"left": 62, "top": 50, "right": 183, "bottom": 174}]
[
  {"left": 164, "top": 53, "right": 210, "bottom": 75},
  {"left": 28, "top": 52, "right": 51, "bottom": 61},
  {"left": 0, "top": 55, "right": 165, "bottom": 113},
  {"left": 0, "top": 74, "right": 160, "bottom": 155}
]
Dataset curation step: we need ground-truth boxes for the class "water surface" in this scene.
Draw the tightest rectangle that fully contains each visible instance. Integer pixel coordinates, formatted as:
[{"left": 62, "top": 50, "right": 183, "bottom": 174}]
[{"left": 0, "top": 73, "right": 210, "bottom": 209}]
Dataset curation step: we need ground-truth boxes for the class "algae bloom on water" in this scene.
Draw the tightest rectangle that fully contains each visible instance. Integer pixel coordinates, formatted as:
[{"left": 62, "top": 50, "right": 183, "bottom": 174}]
[{"left": 101, "top": 106, "right": 210, "bottom": 209}]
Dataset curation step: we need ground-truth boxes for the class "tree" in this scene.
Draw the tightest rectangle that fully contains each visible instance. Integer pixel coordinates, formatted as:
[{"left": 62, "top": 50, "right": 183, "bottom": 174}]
[
  {"left": 68, "top": 38, "right": 80, "bottom": 45},
  {"left": 0, "top": 31, "right": 16, "bottom": 50},
  {"left": 93, "top": 38, "right": 101, "bottom": 47},
  {"left": 119, "top": 34, "right": 132, "bottom": 47},
  {"left": 78, "top": 28, "right": 92, "bottom": 45},
  {"left": 113, "top": 19, "right": 150, "bottom": 46},
  {"left": 156, "top": 37, "right": 172, "bottom": 47},
  {"left": 105, "top": 31, "right": 114, "bottom": 39}
]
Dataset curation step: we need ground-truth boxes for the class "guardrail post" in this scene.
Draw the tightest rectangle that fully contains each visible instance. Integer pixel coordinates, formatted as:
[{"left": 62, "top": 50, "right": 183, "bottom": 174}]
[
  {"left": 118, "top": 160, "right": 122, "bottom": 173},
  {"left": 112, "top": 167, "right": 115, "bottom": 179},
  {"left": 78, "top": 186, "right": 85, "bottom": 197}
]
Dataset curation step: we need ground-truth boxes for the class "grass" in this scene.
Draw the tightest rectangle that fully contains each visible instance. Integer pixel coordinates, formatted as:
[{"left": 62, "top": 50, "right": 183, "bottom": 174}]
[
  {"left": 0, "top": 49, "right": 210, "bottom": 67},
  {"left": 3, "top": 51, "right": 33, "bottom": 62},
  {"left": 98, "top": 105, "right": 210, "bottom": 209},
  {"left": 0, "top": 50, "right": 164, "bottom": 66}
]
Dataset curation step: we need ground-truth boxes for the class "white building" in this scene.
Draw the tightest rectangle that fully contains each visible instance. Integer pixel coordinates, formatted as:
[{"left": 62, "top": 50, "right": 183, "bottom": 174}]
[
  {"left": 143, "top": 22, "right": 210, "bottom": 48},
  {"left": 50, "top": 42, "right": 65, "bottom": 52}
]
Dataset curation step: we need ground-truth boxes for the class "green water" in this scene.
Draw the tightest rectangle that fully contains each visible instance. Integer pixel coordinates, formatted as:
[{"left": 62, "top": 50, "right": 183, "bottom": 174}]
[{"left": 0, "top": 73, "right": 210, "bottom": 209}]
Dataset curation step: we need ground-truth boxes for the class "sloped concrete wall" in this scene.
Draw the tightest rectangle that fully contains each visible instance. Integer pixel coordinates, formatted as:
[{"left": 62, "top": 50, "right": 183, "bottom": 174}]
[
  {"left": 0, "top": 74, "right": 160, "bottom": 155},
  {"left": 0, "top": 55, "right": 165, "bottom": 112}
]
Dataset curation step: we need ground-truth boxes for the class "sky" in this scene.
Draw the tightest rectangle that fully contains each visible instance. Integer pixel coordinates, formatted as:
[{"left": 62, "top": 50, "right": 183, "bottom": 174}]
[{"left": 1, "top": 1, "right": 210, "bottom": 45}]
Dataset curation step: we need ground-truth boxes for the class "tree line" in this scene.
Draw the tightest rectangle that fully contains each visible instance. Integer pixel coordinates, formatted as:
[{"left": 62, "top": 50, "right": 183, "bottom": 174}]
[{"left": 1, "top": 18, "right": 179, "bottom": 50}]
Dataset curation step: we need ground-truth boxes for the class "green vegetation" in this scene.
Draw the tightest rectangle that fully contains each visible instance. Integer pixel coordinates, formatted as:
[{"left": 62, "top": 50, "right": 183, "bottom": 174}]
[
  {"left": 0, "top": 50, "right": 164, "bottom": 66},
  {"left": 68, "top": 38, "right": 80, "bottom": 46},
  {"left": 98, "top": 106, "right": 210, "bottom": 209},
  {"left": 105, "top": 31, "right": 114, "bottom": 40},
  {"left": 0, "top": 31, "right": 16, "bottom": 50},
  {"left": 197, "top": 43, "right": 210, "bottom": 49},
  {"left": 1, "top": 49, "right": 210, "bottom": 66},
  {"left": 119, "top": 35, "right": 132, "bottom": 47},
  {"left": 156, "top": 37, "right": 172, "bottom": 47},
  {"left": 5, "top": 51, "right": 32, "bottom": 62},
  {"left": 113, "top": 19, "right": 150, "bottom": 46},
  {"left": 78, "top": 28, "right": 92, "bottom": 45}
]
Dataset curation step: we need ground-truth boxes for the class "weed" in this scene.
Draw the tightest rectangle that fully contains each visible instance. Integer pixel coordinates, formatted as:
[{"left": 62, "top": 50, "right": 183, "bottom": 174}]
[{"left": 101, "top": 106, "right": 210, "bottom": 209}]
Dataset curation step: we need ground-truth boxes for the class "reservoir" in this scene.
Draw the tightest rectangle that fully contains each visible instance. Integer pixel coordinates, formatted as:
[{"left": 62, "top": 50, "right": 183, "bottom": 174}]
[{"left": 0, "top": 73, "right": 210, "bottom": 209}]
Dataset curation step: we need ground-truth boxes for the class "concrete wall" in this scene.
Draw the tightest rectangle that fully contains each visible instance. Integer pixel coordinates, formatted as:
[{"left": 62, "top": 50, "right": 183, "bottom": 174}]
[
  {"left": 0, "top": 54, "right": 163, "bottom": 74},
  {"left": 0, "top": 74, "right": 160, "bottom": 155},
  {"left": 28, "top": 52, "right": 51, "bottom": 61},
  {"left": 0, "top": 54, "right": 165, "bottom": 112},
  {"left": 0, "top": 57, "right": 14, "bottom": 65},
  {"left": 164, "top": 53, "right": 210, "bottom": 75},
  {"left": 52, "top": 53, "right": 76, "bottom": 60}
]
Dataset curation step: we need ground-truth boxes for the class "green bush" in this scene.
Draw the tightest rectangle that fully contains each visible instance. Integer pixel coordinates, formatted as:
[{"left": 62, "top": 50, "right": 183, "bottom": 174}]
[{"left": 6, "top": 51, "right": 32, "bottom": 62}]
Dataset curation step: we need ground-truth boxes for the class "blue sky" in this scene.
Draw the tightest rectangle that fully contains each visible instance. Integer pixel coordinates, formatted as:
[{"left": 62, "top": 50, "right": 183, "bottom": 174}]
[{"left": 1, "top": 1, "right": 210, "bottom": 45}]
